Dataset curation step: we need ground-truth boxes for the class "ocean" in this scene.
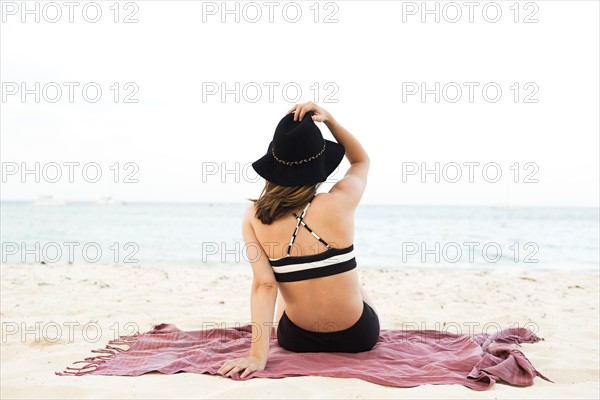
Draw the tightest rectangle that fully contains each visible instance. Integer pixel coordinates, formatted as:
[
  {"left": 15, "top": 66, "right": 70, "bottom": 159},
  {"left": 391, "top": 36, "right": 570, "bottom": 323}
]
[{"left": 1, "top": 202, "right": 598, "bottom": 272}]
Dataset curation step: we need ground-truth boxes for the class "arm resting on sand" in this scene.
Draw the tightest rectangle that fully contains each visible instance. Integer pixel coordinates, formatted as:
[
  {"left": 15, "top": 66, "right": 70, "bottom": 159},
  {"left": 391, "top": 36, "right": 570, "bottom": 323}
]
[
  {"left": 218, "top": 207, "right": 277, "bottom": 378},
  {"left": 249, "top": 283, "right": 278, "bottom": 361}
]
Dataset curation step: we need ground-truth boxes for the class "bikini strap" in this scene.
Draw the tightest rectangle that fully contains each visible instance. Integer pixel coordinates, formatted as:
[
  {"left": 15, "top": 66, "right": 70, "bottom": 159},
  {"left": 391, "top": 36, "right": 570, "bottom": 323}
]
[{"left": 287, "top": 197, "right": 331, "bottom": 255}]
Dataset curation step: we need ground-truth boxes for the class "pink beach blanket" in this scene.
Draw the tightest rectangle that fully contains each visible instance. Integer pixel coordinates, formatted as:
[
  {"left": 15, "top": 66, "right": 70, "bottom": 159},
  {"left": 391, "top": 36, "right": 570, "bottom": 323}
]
[{"left": 56, "top": 323, "right": 552, "bottom": 390}]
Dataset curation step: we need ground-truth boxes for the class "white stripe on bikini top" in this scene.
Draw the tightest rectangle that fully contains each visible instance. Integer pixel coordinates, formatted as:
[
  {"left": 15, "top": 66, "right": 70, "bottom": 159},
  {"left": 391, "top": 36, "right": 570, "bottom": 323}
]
[{"left": 270, "top": 250, "right": 356, "bottom": 273}]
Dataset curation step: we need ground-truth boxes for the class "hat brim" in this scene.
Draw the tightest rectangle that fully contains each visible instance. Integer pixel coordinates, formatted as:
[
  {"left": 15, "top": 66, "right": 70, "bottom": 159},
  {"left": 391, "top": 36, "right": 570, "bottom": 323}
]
[{"left": 252, "top": 139, "right": 345, "bottom": 187}]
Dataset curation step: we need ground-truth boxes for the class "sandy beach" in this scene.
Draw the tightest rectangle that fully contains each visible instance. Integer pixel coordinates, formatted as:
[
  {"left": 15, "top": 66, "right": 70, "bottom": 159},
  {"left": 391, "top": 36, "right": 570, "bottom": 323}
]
[{"left": 1, "top": 262, "right": 598, "bottom": 399}]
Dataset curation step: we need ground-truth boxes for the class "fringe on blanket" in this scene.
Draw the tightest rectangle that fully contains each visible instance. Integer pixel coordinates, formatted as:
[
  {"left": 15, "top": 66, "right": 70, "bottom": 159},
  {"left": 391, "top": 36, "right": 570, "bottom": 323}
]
[{"left": 55, "top": 330, "right": 142, "bottom": 376}]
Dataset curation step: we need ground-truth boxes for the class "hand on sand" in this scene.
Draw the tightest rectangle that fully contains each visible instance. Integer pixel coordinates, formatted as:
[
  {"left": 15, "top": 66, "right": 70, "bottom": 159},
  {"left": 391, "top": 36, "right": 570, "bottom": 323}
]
[
  {"left": 287, "top": 101, "right": 332, "bottom": 123},
  {"left": 218, "top": 355, "right": 266, "bottom": 379}
]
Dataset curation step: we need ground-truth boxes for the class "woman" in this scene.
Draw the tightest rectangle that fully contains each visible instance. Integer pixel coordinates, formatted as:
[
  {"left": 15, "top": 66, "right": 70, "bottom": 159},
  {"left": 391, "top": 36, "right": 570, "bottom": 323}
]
[{"left": 218, "top": 102, "right": 379, "bottom": 379}]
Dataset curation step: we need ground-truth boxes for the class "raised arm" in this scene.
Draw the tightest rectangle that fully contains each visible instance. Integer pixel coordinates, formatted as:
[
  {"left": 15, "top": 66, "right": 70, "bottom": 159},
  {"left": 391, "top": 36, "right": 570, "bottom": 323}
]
[
  {"left": 288, "top": 102, "right": 370, "bottom": 210},
  {"left": 218, "top": 205, "right": 277, "bottom": 379}
]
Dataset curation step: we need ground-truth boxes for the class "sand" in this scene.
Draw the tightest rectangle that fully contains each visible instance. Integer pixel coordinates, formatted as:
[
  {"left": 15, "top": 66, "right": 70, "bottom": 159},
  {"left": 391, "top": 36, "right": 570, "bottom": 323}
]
[{"left": 1, "top": 262, "right": 598, "bottom": 399}]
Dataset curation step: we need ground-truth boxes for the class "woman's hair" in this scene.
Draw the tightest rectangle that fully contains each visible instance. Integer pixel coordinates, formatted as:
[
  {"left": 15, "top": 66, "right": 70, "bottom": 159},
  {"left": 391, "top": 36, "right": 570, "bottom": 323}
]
[{"left": 250, "top": 181, "right": 322, "bottom": 225}]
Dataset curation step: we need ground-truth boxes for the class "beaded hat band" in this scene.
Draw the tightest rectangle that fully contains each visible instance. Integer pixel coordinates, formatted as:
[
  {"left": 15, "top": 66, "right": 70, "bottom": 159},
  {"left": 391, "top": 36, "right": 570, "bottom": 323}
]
[{"left": 272, "top": 141, "right": 327, "bottom": 166}]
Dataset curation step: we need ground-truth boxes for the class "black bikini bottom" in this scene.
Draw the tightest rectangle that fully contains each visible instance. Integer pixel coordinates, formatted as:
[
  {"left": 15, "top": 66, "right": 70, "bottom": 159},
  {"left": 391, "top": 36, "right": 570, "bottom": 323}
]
[{"left": 276, "top": 301, "right": 380, "bottom": 353}]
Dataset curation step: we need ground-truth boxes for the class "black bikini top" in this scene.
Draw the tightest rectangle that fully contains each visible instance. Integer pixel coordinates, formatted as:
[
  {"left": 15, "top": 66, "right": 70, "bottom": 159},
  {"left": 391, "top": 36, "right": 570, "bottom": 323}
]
[{"left": 268, "top": 197, "right": 356, "bottom": 282}]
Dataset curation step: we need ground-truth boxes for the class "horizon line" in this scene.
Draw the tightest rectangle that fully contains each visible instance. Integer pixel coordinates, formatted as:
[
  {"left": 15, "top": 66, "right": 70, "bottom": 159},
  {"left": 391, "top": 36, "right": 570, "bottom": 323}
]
[{"left": 1, "top": 199, "right": 598, "bottom": 209}]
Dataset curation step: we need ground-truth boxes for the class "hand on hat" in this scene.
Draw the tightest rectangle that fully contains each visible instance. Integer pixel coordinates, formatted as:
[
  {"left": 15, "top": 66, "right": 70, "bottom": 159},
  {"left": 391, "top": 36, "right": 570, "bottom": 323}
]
[{"left": 287, "top": 101, "right": 332, "bottom": 124}]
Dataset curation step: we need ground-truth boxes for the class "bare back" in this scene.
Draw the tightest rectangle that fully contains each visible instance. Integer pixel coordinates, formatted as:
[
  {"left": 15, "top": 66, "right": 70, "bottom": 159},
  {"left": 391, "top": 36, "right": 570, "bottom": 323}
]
[{"left": 250, "top": 192, "right": 365, "bottom": 332}]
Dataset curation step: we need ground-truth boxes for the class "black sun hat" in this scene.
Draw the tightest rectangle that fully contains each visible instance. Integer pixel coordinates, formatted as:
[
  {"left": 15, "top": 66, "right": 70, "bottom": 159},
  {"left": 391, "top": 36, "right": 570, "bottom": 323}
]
[{"left": 252, "top": 112, "right": 345, "bottom": 187}]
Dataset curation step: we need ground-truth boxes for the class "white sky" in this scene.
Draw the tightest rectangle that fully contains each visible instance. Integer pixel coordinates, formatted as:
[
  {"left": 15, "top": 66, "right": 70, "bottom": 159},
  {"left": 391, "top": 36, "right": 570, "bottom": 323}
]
[{"left": 1, "top": 1, "right": 598, "bottom": 206}]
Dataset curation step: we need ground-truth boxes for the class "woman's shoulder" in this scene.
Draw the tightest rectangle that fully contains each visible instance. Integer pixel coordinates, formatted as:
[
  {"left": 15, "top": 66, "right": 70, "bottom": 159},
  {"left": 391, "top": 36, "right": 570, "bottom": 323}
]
[
  {"left": 312, "top": 192, "right": 354, "bottom": 222},
  {"left": 243, "top": 202, "right": 258, "bottom": 224},
  {"left": 314, "top": 191, "right": 354, "bottom": 212}
]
